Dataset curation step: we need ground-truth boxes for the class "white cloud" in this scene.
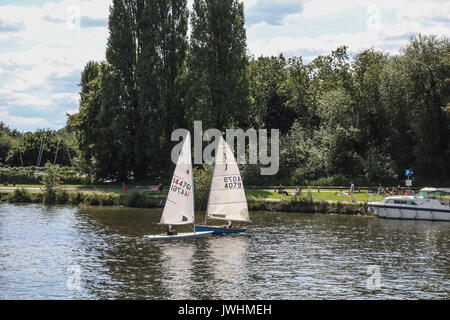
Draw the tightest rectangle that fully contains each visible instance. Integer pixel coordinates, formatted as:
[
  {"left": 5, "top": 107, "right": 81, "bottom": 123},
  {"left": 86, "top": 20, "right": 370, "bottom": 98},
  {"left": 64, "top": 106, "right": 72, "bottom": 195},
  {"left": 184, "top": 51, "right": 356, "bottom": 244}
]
[
  {"left": 245, "top": 0, "right": 304, "bottom": 25},
  {"left": 0, "top": 109, "right": 52, "bottom": 130},
  {"left": 246, "top": 0, "right": 450, "bottom": 59},
  {"left": 300, "top": 0, "right": 352, "bottom": 19},
  {"left": 0, "top": 0, "right": 110, "bottom": 131}
]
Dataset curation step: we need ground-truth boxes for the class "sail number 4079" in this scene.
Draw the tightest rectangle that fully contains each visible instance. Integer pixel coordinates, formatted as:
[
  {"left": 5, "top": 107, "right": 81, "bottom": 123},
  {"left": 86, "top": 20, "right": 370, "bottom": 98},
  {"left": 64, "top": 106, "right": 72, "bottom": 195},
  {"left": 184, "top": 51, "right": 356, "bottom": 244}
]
[{"left": 224, "top": 176, "right": 242, "bottom": 189}]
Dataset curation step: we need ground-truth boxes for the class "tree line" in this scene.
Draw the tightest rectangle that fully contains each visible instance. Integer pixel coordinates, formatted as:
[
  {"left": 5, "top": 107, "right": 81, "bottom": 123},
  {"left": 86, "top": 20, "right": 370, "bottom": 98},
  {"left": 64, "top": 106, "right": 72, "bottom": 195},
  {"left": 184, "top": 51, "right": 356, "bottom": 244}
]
[
  {"left": 1, "top": 0, "right": 449, "bottom": 187},
  {"left": 68, "top": 0, "right": 249, "bottom": 182},
  {"left": 0, "top": 123, "right": 76, "bottom": 168}
]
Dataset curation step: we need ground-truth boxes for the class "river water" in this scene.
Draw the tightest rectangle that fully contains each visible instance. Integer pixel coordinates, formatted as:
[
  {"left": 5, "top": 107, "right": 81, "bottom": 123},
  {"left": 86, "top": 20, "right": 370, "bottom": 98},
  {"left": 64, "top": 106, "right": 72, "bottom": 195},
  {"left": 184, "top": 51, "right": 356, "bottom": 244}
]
[{"left": 0, "top": 203, "right": 448, "bottom": 299}]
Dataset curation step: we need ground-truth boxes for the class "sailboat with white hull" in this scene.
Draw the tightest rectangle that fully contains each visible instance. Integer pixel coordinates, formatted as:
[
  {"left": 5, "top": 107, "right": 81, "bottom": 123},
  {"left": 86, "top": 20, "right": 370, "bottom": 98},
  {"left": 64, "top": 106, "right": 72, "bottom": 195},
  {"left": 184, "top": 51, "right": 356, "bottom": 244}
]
[
  {"left": 145, "top": 132, "right": 213, "bottom": 240},
  {"left": 195, "top": 135, "right": 250, "bottom": 234}
]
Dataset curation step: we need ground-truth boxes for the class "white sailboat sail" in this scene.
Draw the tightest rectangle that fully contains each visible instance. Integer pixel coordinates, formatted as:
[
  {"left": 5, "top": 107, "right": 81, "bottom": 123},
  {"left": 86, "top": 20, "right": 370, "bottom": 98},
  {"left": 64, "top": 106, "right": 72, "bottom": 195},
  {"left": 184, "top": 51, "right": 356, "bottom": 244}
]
[
  {"left": 160, "top": 132, "right": 195, "bottom": 225},
  {"left": 206, "top": 135, "right": 250, "bottom": 222}
]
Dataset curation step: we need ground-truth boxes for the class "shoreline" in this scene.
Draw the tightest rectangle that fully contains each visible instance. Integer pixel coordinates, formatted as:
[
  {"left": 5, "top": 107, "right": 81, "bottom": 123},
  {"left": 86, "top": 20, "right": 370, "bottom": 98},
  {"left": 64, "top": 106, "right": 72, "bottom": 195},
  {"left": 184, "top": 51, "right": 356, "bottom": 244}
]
[{"left": 0, "top": 188, "right": 372, "bottom": 216}]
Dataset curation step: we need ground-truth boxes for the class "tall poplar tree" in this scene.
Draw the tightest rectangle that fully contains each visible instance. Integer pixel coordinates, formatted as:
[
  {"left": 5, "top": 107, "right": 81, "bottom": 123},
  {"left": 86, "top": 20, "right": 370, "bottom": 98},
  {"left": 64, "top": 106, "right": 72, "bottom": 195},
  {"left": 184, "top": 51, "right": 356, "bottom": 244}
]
[
  {"left": 94, "top": 0, "right": 189, "bottom": 180},
  {"left": 188, "top": 0, "right": 250, "bottom": 130},
  {"left": 137, "top": 0, "right": 189, "bottom": 176}
]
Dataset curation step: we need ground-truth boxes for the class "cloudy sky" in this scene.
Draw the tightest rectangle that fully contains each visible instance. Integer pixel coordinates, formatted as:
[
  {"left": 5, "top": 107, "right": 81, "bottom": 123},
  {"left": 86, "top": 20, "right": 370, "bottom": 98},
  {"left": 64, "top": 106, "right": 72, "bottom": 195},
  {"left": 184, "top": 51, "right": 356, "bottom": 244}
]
[{"left": 0, "top": 0, "right": 449, "bottom": 132}]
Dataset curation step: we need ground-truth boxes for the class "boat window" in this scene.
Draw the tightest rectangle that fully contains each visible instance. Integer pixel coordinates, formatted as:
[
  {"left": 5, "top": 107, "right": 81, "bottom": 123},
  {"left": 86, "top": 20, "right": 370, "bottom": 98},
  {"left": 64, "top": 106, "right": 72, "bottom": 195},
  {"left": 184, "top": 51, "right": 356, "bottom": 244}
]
[
  {"left": 394, "top": 199, "right": 407, "bottom": 204},
  {"left": 416, "top": 191, "right": 427, "bottom": 198}
]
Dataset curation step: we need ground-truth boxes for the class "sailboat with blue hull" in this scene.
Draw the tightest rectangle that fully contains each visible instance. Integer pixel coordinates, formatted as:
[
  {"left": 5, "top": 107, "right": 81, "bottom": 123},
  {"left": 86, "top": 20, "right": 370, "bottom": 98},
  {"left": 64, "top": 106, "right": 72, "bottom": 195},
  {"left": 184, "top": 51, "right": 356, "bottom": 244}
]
[{"left": 195, "top": 135, "right": 250, "bottom": 234}]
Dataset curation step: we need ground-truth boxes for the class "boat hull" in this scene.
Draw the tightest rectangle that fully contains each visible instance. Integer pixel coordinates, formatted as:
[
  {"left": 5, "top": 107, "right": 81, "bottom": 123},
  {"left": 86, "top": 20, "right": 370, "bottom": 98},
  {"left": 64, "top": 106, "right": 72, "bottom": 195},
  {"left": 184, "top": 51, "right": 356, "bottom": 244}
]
[
  {"left": 368, "top": 203, "right": 450, "bottom": 221},
  {"left": 144, "top": 231, "right": 213, "bottom": 241},
  {"left": 195, "top": 225, "right": 247, "bottom": 234}
]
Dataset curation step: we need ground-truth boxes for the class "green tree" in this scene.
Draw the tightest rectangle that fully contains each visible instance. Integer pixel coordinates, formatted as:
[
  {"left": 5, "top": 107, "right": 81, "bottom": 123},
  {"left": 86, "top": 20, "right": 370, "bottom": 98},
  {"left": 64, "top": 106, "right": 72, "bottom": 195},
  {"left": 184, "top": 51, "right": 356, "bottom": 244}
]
[
  {"left": 188, "top": 0, "right": 250, "bottom": 130},
  {"left": 402, "top": 35, "right": 450, "bottom": 182},
  {"left": 70, "top": 0, "right": 190, "bottom": 181},
  {"left": 137, "top": 0, "right": 190, "bottom": 177},
  {"left": 42, "top": 162, "right": 61, "bottom": 204},
  {"left": 247, "top": 55, "right": 291, "bottom": 132},
  {"left": 68, "top": 61, "right": 101, "bottom": 171}
]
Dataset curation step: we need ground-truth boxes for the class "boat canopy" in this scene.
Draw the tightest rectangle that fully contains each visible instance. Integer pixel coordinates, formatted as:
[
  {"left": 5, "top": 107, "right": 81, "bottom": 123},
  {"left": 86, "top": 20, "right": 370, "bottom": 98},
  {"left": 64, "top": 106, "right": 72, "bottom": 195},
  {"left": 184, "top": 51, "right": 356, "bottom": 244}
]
[
  {"left": 419, "top": 188, "right": 450, "bottom": 194},
  {"left": 417, "top": 188, "right": 450, "bottom": 201}
]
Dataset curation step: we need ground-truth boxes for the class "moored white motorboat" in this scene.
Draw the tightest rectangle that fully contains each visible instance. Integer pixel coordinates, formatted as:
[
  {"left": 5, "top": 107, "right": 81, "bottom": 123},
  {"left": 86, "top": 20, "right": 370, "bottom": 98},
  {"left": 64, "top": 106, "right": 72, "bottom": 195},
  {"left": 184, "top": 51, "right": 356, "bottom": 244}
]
[{"left": 368, "top": 187, "right": 450, "bottom": 221}]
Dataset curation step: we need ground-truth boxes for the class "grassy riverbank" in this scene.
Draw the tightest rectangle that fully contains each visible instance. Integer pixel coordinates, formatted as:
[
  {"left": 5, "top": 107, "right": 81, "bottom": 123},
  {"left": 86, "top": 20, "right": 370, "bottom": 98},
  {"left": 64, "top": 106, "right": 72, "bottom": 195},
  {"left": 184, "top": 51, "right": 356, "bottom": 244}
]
[
  {"left": 0, "top": 188, "right": 375, "bottom": 215},
  {"left": 246, "top": 189, "right": 384, "bottom": 202}
]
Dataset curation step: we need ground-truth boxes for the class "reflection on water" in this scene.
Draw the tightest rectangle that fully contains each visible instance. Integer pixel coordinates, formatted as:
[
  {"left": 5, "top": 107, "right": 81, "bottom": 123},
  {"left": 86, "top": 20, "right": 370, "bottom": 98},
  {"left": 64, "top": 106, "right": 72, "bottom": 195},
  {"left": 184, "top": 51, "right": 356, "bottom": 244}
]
[
  {"left": 207, "top": 236, "right": 248, "bottom": 299},
  {"left": 160, "top": 242, "right": 195, "bottom": 299},
  {"left": 0, "top": 204, "right": 448, "bottom": 299}
]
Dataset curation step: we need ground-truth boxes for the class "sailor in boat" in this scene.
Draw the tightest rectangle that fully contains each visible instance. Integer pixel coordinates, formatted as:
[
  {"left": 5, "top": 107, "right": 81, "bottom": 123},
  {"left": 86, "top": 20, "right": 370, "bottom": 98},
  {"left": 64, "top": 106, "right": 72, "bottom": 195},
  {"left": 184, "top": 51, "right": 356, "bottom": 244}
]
[
  {"left": 167, "top": 224, "right": 177, "bottom": 235},
  {"left": 224, "top": 220, "right": 233, "bottom": 229}
]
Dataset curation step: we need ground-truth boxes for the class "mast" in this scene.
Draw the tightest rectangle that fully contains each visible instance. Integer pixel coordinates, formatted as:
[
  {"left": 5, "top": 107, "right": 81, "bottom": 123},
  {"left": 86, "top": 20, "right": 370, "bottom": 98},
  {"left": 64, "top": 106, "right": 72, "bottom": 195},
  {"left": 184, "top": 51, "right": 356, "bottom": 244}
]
[
  {"left": 204, "top": 135, "right": 222, "bottom": 224},
  {"left": 191, "top": 135, "right": 196, "bottom": 233},
  {"left": 54, "top": 140, "right": 60, "bottom": 164}
]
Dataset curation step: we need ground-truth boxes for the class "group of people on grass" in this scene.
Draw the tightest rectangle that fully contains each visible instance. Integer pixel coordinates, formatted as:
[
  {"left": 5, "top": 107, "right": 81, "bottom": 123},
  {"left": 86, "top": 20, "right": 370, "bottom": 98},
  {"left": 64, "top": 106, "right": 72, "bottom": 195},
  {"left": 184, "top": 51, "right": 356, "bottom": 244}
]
[
  {"left": 279, "top": 183, "right": 357, "bottom": 201},
  {"left": 376, "top": 185, "right": 414, "bottom": 196},
  {"left": 277, "top": 185, "right": 302, "bottom": 196}
]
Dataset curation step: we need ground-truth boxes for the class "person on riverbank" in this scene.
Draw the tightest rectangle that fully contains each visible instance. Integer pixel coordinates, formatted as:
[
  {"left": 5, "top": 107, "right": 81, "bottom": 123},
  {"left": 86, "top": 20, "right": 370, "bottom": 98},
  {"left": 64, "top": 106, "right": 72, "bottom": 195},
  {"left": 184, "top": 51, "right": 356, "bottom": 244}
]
[
  {"left": 295, "top": 186, "right": 302, "bottom": 196},
  {"left": 167, "top": 224, "right": 177, "bottom": 235},
  {"left": 278, "top": 185, "right": 289, "bottom": 196},
  {"left": 350, "top": 181, "right": 355, "bottom": 202}
]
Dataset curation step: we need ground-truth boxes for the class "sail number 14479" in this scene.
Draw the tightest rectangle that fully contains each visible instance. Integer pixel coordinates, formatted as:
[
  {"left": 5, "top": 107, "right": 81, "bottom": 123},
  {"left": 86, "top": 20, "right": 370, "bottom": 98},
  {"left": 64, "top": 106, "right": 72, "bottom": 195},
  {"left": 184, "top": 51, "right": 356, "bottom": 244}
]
[{"left": 171, "top": 178, "right": 191, "bottom": 198}]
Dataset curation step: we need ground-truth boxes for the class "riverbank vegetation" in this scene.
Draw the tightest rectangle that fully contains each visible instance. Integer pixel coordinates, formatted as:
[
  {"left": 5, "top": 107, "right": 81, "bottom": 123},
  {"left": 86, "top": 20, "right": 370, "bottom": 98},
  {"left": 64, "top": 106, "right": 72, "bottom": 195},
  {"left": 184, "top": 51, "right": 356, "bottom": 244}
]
[
  {"left": 0, "top": 188, "right": 370, "bottom": 215},
  {"left": 0, "top": 163, "right": 371, "bottom": 215},
  {"left": 0, "top": 188, "right": 165, "bottom": 207},
  {"left": 1, "top": 1, "right": 449, "bottom": 189}
]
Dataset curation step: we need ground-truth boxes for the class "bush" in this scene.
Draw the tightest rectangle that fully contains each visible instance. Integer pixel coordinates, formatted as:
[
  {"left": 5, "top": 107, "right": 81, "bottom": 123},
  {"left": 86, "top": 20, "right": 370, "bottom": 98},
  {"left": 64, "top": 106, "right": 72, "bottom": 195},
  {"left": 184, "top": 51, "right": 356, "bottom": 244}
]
[
  {"left": 30, "top": 192, "right": 43, "bottom": 203},
  {"left": 43, "top": 189, "right": 57, "bottom": 204},
  {"left": 8, "top": 188, "right": 32, "bottom": 203},
  {"left": 306, "top": 174, "right": 349, "bottom": 187},
  {"left": 101, "top": 193, "right": 120, "bottom": 206},
  {"left": 0, "top": 165, "right": 93, "bottom": 185},
  {"left": 56, "top": 190, "right": 69, "bottom": 204},
  {"left": 119, "top": 191, "right": 163, "bottom": 208},
  {"left": 68, "top": 192, "right": 85, "bottom": 205},
  {"left": 87, "top": 193, "right": 101, "bottom": 206},
  {"left": 193, "top": 165, "right": 213, "bottom": 210},
  {"left": 0, "top": 191, "right": 8, "bottom": 202}
]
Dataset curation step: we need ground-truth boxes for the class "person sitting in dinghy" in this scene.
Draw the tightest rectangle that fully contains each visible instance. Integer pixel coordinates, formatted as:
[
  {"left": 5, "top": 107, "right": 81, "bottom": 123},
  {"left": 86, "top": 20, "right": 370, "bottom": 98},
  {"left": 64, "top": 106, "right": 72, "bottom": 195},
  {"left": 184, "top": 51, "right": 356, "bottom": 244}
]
[
  {"left": 167, "top": 224, "right": 177, "bottom": 235},
  {"left": 224, "top": 220, "right": 233, "bottom": 229}
]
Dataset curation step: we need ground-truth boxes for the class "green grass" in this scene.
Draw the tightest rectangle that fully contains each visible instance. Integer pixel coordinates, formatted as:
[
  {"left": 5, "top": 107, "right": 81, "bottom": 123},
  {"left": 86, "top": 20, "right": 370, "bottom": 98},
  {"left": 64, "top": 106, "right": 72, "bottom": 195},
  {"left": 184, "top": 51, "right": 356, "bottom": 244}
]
[
  {"left": 1, "top": 184, "right": 95, "bottom": 189},
  {"left": 2, "top": 184, "right": 383, "bottom": 203},
  {"left": 1, "top": 184, "right": 169, "bottom": 193},
  {"left": 246, "top": 189, "right": 385, "bottom": 202}
]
